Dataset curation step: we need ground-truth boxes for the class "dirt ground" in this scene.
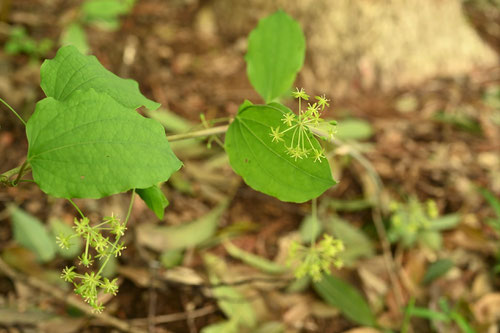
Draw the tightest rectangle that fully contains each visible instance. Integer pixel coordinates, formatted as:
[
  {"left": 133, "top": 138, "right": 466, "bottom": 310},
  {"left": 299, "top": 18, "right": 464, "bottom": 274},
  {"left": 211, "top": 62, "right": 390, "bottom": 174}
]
[{"left": 1, "top": 0, "right": 500, "bottom": 332}]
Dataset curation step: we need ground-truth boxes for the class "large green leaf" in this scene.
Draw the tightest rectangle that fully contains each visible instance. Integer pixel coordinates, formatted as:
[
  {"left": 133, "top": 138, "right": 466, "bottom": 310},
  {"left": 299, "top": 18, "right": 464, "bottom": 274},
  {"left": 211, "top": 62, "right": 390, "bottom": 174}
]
[
  {"left": 245, "top": 10, "right": 305, "bottom": 103},
  {"left": 10, "top": 206, "right": 57, "bottom": 263},
  {"left": 40, "top": 45, "right": 159, "bottom": 110},
  {"left": 313, "top": 274, "right": 377, "bottom": 327},
  {"left": 26, "top": 89, "right": 182, "bottom": 199},
  {"left": 225, "top": 103, "right": 335, "bottom": 203}
]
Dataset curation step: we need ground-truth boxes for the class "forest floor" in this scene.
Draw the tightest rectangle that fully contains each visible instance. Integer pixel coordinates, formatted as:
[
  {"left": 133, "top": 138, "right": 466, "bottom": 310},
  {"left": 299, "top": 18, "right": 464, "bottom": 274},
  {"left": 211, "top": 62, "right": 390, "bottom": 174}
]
[{"left": 0, "top": 1, "right": 500, "bottom": 332}]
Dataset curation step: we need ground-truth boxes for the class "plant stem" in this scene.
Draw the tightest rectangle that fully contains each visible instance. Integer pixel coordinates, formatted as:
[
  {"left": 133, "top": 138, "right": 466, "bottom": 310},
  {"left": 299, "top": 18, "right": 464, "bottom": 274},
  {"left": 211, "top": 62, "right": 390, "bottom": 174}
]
[
  {"left": 166, "top": 125, "right": 229, "bottom": 142},
  {"left": 12, "top": 160, "right": 28, "bottom": 185},
  {"left": 68, "top": 199, "right": 85, "bottom": 219},
  {"left": 96, "top": 189, "right": 135, "bottom": 277},
  {"left": 0, "top": 97, "right": 26, "bottom": 126},
  {"left": 311, "top": 197, "right": 318, "bottom": 246}
]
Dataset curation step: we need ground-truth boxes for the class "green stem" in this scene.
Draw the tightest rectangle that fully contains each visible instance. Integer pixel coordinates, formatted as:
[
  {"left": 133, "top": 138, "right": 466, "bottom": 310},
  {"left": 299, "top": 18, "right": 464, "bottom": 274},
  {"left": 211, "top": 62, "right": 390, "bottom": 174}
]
[
  {"left": 311, "top": 198, "right": 318, "bottom": 246},
  {"left": 0, "top": 97, "right": 26, "bottom": 126},
  {"left": 96, "top": 189, "right": 135, "bottom": 277},
  {"left": 68, "top": 199, "right": 85, "bottom": 219},
  {"left": 12, "top": 160, "right": 28, "bottom": 185},
  {"left": 166, "top": 125, "right": 229, "bottom": 142}
]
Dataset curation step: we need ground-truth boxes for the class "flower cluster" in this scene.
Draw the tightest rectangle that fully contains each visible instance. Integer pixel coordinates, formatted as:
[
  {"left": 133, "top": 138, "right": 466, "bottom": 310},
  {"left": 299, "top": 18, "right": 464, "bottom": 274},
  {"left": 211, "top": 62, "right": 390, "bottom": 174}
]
[
  {"left": 388, "top": 197, "right": 439, "bottom": 247},
  {"left": 269, "top": 88, "right": 336, "bottom": 162},
  {"left": 57, "top": 214, "right": 127, "bottom": 312},
  {"left": 287, "top": 234, "right": 344, "bottom": 282}
]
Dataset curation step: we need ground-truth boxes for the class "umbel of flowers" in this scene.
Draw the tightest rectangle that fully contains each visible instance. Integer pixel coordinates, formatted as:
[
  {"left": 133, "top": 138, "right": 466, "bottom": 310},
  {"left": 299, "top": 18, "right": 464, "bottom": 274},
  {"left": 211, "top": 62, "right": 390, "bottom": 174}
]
[{"left": 269, "top": 88, "right": 337, "bottom": 162}]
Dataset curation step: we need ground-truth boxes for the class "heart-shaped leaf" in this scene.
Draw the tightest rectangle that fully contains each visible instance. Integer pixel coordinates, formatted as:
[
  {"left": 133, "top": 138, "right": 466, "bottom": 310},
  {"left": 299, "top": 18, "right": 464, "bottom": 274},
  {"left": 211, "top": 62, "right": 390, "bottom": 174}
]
[
  {"left": 27, "top": 89, "right": 182, "bottom": 199},
  {"left": 225, "top": 103, "right": 335, "bottom": 203},
  {"left": 245, "top": 10, "right": 305, "bottom": 103},
  {"left": 40, "top": 45, "right": 160, "bottom": 110}
]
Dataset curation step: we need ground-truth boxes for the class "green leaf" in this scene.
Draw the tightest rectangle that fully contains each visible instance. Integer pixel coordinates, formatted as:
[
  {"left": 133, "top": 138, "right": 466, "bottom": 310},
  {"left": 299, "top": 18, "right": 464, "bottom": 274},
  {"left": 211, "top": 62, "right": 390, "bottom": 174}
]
[
  {"left": 313, "top": 274, "right": 377, "bottom": 327},
  {"left": 136, "top": 201, "right": 228, "bottom": 251},
  {"left": 137, "top": 185, "right": 169, "bottom": 219},
  {"left": 478, "top": 187, "right": 500, "bottom": 229},
  {"left": 326, "top": 216, "right": 374, "bottom": 265},
  {"left": 419, "top": 230, "right": 443, "bottom": 251},
  {"left": 430, "top": 214, "right": 461, "bottom": 231},
  {"left": 40, "top": 45, "right": 160, "bottom": 110},
  {"left": 201, "top": 320, "right": 239, "bottom": 333},
  {"left": 223, "top": 241, "right": 288, "bottom": 275},
  {"left": 26, "top": 89, "right": 182, "bottom": 199},
  {"left": 10, "top": 206, "right": 57, "bottom": 263},
  {"left": 60, "top": 23, "right": 90, "bottom": 55},
  {"left": 225, "top": 103, "right": 335, "bottom": 203},
  {"left": 159, "top": 249, "right": 184, "bottom": 269},
  {"left": 407, "top": 307, "right": 450, "bottom": 322},
  {"left": 82, "top": 0, "right": 134, "bottom": 21},
  {"left": 245, "top": 10, "right": 305, "bottom": 103},
  {"left": 335, "top": 118, "right": 374, "bottom": 141},
  {"left": 49, "top": 219, "right": 82, "bottom": 259},
  {"left": 422, "top": 259, "right": 454, "bottom": 285}
]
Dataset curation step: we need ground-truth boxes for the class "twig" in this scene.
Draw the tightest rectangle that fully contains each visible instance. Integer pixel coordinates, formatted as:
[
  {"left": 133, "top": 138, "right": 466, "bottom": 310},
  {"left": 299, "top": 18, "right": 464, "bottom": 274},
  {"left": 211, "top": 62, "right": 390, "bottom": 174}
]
[
  {"left": 0, "top": 257, "right": 151, "bottom": 333},
  {"left": 131, "top": 305, "right": 216, "bottom": 326}
]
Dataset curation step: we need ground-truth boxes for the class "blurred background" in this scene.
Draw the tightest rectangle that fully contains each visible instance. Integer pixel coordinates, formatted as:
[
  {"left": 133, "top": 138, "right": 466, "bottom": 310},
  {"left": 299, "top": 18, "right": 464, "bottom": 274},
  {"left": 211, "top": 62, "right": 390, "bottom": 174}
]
[{"left": 0, "top": 0, "right": 500, "bottom": 332}]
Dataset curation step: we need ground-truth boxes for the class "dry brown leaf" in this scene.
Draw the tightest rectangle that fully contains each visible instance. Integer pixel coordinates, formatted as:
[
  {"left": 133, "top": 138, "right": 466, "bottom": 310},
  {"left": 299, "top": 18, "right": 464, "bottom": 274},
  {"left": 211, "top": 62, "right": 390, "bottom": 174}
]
[{"left": 473, "top": 293, "right": 500, "bottom": 324}]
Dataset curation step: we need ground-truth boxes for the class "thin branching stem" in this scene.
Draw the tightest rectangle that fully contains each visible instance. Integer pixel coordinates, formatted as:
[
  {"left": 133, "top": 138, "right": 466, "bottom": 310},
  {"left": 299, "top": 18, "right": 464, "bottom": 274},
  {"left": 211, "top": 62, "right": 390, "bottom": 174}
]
[
  {"left": 0, "top": 97, "right": 26, "bottom": 126},
  {"left": 96, "top": 188, "right": 135, "bottom": 277},
  {"left": 68, "top": 199, "right": 85, "bottom": 219}
]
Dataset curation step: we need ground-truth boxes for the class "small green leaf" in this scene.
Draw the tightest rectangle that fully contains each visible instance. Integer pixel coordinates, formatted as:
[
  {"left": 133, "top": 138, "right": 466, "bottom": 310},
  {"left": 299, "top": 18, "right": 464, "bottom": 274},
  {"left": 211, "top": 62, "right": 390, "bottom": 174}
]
[
  {"left": 223, "top": 241, "right": 287, "bottom": 275},
  {"left": 40, "top": 45, "right": 160, "bottom": 110},
  {"left": 201, "top": 320, "right": 239, "bottom": 333},
  {"left": 137, "top": 185, "right": 169, "bottom": 219},
  {"left": 159, "top": 249, "right": 184, "bottom": 269},
  {"left": 423, "top": 259, "right": 454, "bottom": 285},
  {"left": 335, "top": 118, "right": 374, "bottom": 141},
  {"left": 82, "top": 0, "right": 135, "bottom": 22},
  {"left": 225, "top": 103, "right": 335, "bottom": 203},
  {"left": 419, "top": 230, "right": 443, "bottom": 251},
  {"left": 27, "top": 89, "right": 182, "bottom": 199},
  {"left": 49, "top": 219, "right": 82, "bottom": 259},
  {"left": 313, "top": 274, "right": 377, "bottom": 327},
  {"left": 136, "top": 201, "right": 228, "bottom": 251},
  {"left": 10, "top": 206, "right": 57, "bottom": 263},
  {"left": 245, "top": 10, "right": 305, "bottom": 102},
  {"left": 430, "top": 214, "right": 461, "bottom": 231},
  {"left": 60, "top": 23, "right": 89, "bottom": 55},
  {"left": 478, "top": 187, "right": 500, "bottom": 229}
]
